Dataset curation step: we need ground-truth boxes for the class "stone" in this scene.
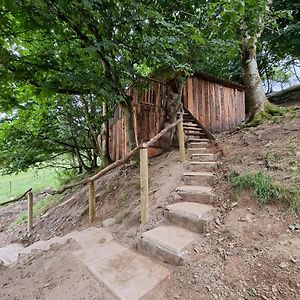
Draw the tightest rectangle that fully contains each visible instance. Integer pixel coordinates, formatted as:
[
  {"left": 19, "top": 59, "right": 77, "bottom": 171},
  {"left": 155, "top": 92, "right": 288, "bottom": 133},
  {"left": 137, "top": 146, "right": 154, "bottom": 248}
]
[
  {"left": 176, "top": 185, "right": 214, "bottom": 204},
  {"left": 182, "top": 172, "right": 214, "bottom": 186},
  {"left": 139, "top": 225, "right": 199, "bottom": 265},
  {"left": 74, "top": 241, "right": 170, "bottom": 300},
  {"left": 103, "top": 217, "right": 118, "bottom": 227}
]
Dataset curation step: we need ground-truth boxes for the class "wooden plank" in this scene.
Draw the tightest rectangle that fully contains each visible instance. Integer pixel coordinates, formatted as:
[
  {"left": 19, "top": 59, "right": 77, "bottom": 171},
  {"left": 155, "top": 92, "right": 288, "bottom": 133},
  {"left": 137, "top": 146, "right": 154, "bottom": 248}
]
[
  {"left": 219, "top": 86, "right": 224, "bottom": 131},
  {"left": 89, "top": 181, "right": 96, "bottom": 224},
  {"left": 140, "top": 148, "right": 149, "bottom": 225},
  {"left": 198, "top": 79, "right": 202, "bottom": 120},
  {"left": 187, "top": 78, "right": 194, "bottom": 113},
  {"left": 27, "top": 191, "right": 33, "bottom": 232},
  {"left": 215, "top": 84, "right": 220, "bottom": 132},
  {"left": 204, "top": 80, "right": 209, "bottom": 129},
  {"left": 193, "top": 77, "right": 198, "bottom": 116}
]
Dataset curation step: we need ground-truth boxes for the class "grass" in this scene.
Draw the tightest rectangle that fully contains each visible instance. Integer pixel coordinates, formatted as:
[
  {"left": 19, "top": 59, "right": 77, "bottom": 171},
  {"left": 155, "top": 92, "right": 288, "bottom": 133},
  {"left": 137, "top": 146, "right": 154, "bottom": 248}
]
[
  {"left": 230, "top": 171, "right": 300, "bottom": 215},
  {"left": 14, "top": 194, "right": 62, "bottom": 225},
  {"left": 0, "top": 168, "right": 59, "bottom": 204}
]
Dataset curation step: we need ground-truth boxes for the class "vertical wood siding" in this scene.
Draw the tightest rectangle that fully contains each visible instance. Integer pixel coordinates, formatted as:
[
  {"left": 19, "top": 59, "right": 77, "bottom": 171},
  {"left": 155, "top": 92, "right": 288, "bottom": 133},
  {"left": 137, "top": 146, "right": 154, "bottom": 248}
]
[
  {"left": 109, "top": 75, "right": 246, "bottom": 160},
  {"left": 182, "top": 75, "right": 245, "bottom": 133}
]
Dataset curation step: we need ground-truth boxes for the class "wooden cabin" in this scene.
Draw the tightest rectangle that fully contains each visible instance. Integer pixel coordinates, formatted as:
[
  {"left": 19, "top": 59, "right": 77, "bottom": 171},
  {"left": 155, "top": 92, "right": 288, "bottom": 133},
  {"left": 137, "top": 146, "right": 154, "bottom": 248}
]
[{"left": 109, "top": 72, "right": 245, "bottom": 161}]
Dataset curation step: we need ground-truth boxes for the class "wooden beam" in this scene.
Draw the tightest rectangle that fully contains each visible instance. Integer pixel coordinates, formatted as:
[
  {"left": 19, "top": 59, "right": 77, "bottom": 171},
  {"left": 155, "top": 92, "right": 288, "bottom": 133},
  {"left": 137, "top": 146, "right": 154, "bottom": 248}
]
[
  {"left": 89, "top": 180, "right": 96, "bottom": 224},
  {"left": 140, "top": 148, "right": 149, "bottom": 224},
  {"left": 177, "top": 121, "right": 185, "bottom": 163},
  {"left": 27, "top": 191, "right": 33, "bottom": 232}
]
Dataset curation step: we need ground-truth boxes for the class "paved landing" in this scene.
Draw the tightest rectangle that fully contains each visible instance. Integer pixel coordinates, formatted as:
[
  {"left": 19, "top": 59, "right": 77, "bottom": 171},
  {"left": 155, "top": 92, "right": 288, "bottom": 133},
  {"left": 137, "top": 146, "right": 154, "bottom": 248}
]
[{"left": 74, "top": 241, "right": 170, "bottom": 300}]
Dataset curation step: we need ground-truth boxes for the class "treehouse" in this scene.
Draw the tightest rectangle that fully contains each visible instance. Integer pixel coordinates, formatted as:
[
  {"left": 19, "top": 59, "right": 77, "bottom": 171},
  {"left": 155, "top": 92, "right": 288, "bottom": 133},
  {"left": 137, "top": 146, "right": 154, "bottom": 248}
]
[{"left": 109, "top": 72, "right": 246, "bottom": 161}]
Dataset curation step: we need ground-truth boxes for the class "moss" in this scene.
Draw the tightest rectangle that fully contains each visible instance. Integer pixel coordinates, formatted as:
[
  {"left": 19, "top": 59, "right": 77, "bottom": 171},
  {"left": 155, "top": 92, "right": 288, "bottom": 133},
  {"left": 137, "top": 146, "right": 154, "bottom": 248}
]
[{"left": 246, "top": 102, "right": 289, "bottom": 127}]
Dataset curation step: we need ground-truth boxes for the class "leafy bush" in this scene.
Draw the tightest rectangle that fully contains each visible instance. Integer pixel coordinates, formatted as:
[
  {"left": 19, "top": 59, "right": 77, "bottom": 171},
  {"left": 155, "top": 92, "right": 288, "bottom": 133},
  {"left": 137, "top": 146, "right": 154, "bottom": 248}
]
[{"left": 230, "top": 171, "right": 300, "bottom": 214}]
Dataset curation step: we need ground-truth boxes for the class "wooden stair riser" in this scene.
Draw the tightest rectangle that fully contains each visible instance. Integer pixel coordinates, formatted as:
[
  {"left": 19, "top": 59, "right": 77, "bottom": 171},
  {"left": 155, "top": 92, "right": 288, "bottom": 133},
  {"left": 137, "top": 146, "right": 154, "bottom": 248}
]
[{"left": 183, "top": 174, "right": 214, "bottom": 186}]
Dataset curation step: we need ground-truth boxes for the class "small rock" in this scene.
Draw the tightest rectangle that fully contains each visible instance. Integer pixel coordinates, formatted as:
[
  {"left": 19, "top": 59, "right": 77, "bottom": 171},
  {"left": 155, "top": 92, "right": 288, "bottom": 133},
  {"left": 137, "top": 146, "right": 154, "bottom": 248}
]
[
  {"left": 271, "top": 285, "right": 278, "bottom": 293},
  {"left": 102, "top": 218, "right": 117, "bottom": 227},
  {"left": 215, "top": 217, "right": 221, "bottom": 225},
  {"left": 279, "top": 261, "right": 289, "bottom": 269},
  {"left": 230, "top": 202, "right": 238, "bottom": 208},
  {"left": 212, "top": 293, "right": 218, "bottom": 299}
]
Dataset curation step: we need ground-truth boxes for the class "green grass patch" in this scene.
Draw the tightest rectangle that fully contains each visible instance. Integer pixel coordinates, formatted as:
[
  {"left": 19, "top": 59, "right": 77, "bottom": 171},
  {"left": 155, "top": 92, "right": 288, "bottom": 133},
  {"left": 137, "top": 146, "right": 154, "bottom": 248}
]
[
  {"left": 230, "top": 171, "right": 300, "bottom": 215},
  {"left": 14, "top": 194, "right": 62, "bottom": 225},
  {"left": 0, "top": 168, "right": 59, "bottom": 204}
]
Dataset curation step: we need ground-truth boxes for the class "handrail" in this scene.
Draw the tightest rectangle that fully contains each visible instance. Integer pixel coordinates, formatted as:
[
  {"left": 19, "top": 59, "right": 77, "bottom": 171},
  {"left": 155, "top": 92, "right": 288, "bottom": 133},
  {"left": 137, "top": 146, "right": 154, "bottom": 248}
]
[{"left": 54, "top": 116, "right": 184, "bottom": 195}]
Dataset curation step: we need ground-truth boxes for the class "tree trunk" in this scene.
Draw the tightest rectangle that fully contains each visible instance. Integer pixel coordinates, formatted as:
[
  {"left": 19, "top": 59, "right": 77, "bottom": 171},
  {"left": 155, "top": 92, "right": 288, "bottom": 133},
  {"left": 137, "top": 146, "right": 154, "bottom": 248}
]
[
  {"left": 122, "top": 98, "right": 136, "bottom": 150},
  {"left": 241, "top": 36, "right": 273, "bottom": 118},
  {"left": 98, "top": 102, "right": 111, "bottom": 167}
]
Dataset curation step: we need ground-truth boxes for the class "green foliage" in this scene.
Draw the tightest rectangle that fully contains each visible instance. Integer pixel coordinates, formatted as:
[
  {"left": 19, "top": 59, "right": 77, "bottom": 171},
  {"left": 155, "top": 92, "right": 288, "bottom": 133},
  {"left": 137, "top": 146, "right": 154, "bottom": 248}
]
[
  {"left": 118, "top": 192, "right": 127, "bottom": 209},
  {"left": 230, "top": 171, "right": 300, "bottom": 214},
  {"left": 0, "top": 168, "right": 58, "bottom": 204},
  {"left": 14, "top": 194, "right": 62, "bottom": 225}
]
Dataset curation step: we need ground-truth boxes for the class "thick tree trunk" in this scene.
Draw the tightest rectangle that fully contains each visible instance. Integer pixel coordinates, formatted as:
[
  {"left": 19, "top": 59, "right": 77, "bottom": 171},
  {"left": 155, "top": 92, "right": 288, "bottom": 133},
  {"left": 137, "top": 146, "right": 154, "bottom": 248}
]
[{"left": 241, "top": 36, "right": 270, "bottom": 119}]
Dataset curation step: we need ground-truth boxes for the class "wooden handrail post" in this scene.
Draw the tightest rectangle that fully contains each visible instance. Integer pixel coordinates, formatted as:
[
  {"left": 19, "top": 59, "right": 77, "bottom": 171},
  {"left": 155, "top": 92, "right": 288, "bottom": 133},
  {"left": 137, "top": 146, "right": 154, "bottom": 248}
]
[
  {"left": 89, "top": 180, "right": 96, "bottom": 224},
  {"left": 177, "top": 120, "right": 186, "bottom": 163},
  {"left": 140, "top": 147, "right": 149, "bottom": 224},
  {"left": 27, "top": 191, "right": 33, "bottom": 232}
]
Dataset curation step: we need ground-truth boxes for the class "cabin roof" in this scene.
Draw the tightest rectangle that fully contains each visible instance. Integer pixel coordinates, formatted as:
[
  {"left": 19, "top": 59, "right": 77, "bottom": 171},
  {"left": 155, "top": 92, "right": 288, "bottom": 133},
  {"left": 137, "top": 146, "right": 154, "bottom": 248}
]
[{"left": 193, "top": 71, "right": 245, "bottom": 90}]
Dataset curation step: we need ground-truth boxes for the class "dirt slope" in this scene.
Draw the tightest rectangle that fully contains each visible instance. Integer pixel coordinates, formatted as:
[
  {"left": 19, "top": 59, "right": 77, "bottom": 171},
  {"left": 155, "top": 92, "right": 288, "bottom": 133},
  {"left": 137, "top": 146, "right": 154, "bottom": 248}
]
[{"left": 0, "top": 114, "right": 299, "bottom": 299}]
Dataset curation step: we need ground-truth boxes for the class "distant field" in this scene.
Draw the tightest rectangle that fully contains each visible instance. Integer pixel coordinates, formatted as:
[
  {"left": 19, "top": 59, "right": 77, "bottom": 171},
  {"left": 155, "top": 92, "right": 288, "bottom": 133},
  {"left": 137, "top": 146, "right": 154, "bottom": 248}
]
[{"left": 0, "top": 168, "right": 59, "bottom": 204}]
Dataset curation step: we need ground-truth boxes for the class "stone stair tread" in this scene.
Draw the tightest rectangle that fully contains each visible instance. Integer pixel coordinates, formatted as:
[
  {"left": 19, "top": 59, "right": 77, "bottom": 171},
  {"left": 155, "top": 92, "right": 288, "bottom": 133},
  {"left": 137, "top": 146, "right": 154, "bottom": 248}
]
[
  {"left": 183, "top": 171, "right": 214, "bottom": 176},
  {"left": 74, "top": 241, "right": 170, "bottom": 300},
  {"left": 188, "top": 147, "right": 208, "bottom": 151},
  {"left": 188, "top": 138, "right": 210, "bottom": 142},
  {"left": 176, "top": 185, "right": 213, "bottom": 194},
  {"left": 184, "top": 127, "right": 202, "bottom": 131},
  {"left": 191, "top": 161, "right": 216, "bottom": 165},
  {"left": 141, "top": 226, "right": 198, "bottom": 256},
  {"left": 166, "top": 202, "right": 215, "bottom": 220},
  {"left": 0, "top": 243, "right": 24, "bottom": 265}
]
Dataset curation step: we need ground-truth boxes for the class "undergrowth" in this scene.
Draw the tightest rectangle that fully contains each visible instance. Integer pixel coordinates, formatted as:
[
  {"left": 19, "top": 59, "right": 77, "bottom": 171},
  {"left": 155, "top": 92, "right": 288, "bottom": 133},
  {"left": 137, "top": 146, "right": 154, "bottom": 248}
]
[
  {"left": 14, "top": 194, "right": 62, "bottom": 226},
  {"left": 230, "top": 171, "right": 300, "bottom": 215}
]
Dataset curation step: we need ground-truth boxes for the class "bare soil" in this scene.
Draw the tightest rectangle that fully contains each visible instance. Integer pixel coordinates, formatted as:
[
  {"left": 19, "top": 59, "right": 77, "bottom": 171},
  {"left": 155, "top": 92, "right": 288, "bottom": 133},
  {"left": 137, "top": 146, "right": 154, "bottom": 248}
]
[{"left": 0, "top": 114, "right": 299, "bottom": 299}]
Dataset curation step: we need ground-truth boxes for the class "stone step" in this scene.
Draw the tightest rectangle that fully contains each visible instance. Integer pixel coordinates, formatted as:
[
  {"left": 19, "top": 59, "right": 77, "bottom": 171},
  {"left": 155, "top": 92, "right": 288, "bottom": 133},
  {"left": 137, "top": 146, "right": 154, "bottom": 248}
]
[
  {"left": 185, "top": 132, "right": 206, "bottom": 137},
  {"left": 176, "top": 185, "right": 214, "bottom": 204},
  {"left": 183, "top": 122, "right": 197, "bottom": 127},
  {"left": 188, "top": 161, "right": 217, "bottom": 172},
  {"left": 189, "top": 141, "right": 209, "bottom": 148},
  {"left": 188, "top": 147, "right": 209, "bottom": 154},
  {"left": 182, "top": 171, "right": 214, "bottom": 186},
  {"left": 165, "top": 202, "right": 215, "bottom": 233},
  {"left": 138, "top": 226, "right": 199, "bottom": 265},
  {"left": 187, "top": 138, "right": 210, "bottom": 143},
  {"left": 74, "top": 241, "right": 170, "bottom": 300},
  {"left": 183, "top": 126, "right": 202, "bottom": 131},
  {"left": 0, "top": 227, "right": 112, "bottom": 266},
  {"left": 191, "top": 153, "right": 216, "bottom": 162}
]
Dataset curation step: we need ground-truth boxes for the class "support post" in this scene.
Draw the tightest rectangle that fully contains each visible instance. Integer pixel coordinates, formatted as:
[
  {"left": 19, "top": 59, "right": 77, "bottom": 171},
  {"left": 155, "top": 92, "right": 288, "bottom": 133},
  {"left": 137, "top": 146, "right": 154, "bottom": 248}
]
[
  {"left": 89, "top": 180, "right": 96, "bottom": 224},
  {"left": 177, "top": 120, "right": 186, "bottom": 163},
  {"left": 27, "top": 191, "right": 33, "bottom": 232},
  {"left": 140, "top": 147, "right": 149, "bottom": 224}
]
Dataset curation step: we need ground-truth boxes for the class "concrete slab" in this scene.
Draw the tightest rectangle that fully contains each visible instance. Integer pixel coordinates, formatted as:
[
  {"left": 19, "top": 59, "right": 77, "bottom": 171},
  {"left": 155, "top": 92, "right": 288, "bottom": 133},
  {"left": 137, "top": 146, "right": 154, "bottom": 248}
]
[
  {"left": 191, "top": 153, "right": 215, "bottom": 162},
  {"left": 139, "top": 226, "right": 199, "bottom": 265},
  {"left": 165, "top": 202, "right": 215, "bottom": 233},
  {"left": 0, "top": 243, "right": 24, "bottom": 266},
  {"left": 176, "top": 185, "right": 214, "bottom": 204},
  {"left": 188, "top": 161, "right": 217, "bottom": 172},
  {"left": 182, "top": 171, "right": 214, "bottom": 186},
  {"left": 74, "top": 241, "right": 170, "bottom": 300},
  {"left": 188, "top": 147, "right": 208, "bottom": 154}
]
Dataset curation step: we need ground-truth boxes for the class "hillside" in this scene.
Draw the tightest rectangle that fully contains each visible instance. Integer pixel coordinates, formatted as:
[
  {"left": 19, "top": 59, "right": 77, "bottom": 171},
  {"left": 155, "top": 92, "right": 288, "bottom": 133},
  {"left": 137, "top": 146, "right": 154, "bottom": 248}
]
[{"left": 0, "top": 113, "right": 299, "bottom": 300}]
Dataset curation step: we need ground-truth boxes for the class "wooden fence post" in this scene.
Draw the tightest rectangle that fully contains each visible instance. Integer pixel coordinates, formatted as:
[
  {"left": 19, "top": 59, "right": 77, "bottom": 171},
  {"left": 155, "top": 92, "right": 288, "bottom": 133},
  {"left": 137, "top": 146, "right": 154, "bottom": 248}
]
[
  {"left": 177, "top": 120, "right": 185, "bottom": 163},
  {"left": 140, "top": 147, "right": 149, "bottom": 224},
  {"left": 89, "top": 180, "right": 96, "bottom": 224},
  {"left": 27, "top": 191, "right": 33, "bottom": 232}
]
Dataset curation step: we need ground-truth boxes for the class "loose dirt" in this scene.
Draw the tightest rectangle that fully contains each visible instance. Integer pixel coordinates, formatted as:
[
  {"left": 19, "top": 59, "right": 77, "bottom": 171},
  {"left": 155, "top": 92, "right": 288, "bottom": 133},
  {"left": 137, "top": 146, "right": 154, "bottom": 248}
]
[{"left": 0, "top": 114, "right": 299, "bottom": 299}]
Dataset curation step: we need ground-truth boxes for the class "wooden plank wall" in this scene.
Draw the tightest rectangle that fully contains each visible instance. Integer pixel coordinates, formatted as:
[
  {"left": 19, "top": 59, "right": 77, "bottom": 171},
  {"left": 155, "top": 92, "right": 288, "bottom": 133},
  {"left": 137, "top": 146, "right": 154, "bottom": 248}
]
[
  {"left": 108, "top": 82, "right": 167, "bottom": 161},
  {"left": 182, "top": 76, "right": 245, "bottom": 132}
]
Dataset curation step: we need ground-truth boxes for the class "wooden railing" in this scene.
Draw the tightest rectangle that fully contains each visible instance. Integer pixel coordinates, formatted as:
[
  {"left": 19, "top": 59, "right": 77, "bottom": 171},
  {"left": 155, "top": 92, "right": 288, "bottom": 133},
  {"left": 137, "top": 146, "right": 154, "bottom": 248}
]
[{"left": 17, "top": 116, "right": 186, "bottom": 231}]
